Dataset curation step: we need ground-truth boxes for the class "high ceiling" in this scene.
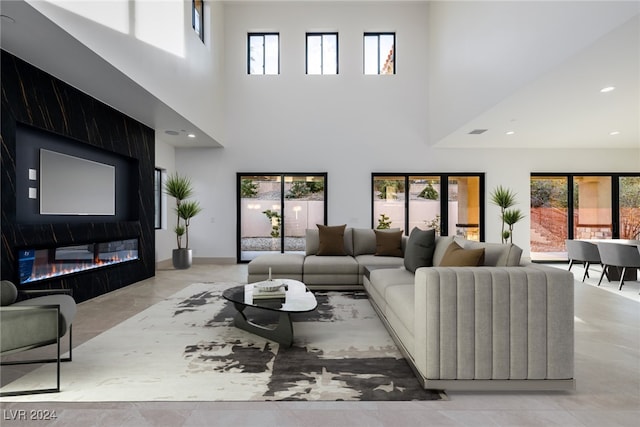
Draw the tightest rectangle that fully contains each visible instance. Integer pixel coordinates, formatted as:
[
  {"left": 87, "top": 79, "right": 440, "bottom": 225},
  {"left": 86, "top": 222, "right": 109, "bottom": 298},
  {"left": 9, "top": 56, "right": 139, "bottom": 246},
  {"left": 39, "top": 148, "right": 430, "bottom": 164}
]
[{"left": 1, "top": 1, "right": 639, "bottom": 150}]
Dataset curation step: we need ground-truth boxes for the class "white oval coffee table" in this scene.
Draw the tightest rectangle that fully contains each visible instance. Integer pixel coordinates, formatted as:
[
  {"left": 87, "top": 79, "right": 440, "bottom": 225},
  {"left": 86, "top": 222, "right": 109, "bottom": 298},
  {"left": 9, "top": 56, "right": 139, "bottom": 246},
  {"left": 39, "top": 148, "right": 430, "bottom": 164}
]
[{"left": 222, "top": 279, "right": 317, "bottom": 347}]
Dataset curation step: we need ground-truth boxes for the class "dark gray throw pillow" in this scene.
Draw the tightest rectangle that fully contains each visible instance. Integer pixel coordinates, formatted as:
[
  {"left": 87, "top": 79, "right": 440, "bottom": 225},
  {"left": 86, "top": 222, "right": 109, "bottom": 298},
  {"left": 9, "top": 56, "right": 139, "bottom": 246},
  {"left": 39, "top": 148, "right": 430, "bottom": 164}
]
[{"left": 403, "top": 227, "right": 436, "bottom": 273}]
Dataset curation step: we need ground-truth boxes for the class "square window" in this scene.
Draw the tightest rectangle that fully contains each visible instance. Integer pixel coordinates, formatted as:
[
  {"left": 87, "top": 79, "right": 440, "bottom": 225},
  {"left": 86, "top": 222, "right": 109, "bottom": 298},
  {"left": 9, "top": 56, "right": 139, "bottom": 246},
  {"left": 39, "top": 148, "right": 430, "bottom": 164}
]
[
  {"left": 364, "top": 33, "right": 395, "bottom": 75},
  {"left": 248, "top": 33, "right": 280, "bottom": 75},
  {"left": 192, "top": 0, "right": 204, "bottom": 42},
  {"left": 306, "top": 33, "right": 338, "bottom": 75}
]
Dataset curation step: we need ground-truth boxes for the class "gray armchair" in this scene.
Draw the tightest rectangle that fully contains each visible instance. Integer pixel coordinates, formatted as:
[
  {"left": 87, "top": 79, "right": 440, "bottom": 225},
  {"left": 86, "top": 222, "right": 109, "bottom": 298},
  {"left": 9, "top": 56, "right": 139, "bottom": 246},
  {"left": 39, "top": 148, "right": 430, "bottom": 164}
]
[
  {"left": 566, "top": 239, "right": 606, "bottom": 282},
  {"left": 0, "top": 280, "right": 76, "bottom": 396},
  {"left": 596, "top": 243, "right": 640, "bottom": 291}
]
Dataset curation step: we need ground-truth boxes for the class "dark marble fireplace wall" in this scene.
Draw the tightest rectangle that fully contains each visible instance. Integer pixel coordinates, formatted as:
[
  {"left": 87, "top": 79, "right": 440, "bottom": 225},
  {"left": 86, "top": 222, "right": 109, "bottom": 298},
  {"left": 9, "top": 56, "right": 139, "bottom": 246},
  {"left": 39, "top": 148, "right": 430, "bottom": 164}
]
[{"left": 1, "top": 51, "right": 155, "bottom": 303}]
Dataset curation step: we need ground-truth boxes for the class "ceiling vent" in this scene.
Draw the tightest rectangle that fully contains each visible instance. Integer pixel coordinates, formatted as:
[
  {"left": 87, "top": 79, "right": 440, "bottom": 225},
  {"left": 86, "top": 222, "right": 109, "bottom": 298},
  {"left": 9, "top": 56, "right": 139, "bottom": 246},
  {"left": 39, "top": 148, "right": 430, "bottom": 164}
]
[{"left": 468, "top": 129, "right": 488, "bottom": 135}]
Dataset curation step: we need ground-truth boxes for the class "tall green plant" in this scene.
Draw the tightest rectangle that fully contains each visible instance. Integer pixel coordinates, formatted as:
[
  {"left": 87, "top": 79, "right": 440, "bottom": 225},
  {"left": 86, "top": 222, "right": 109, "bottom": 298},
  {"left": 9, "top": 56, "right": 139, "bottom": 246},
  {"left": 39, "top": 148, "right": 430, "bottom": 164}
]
[
  {"left": 262, "top": 209, "right": 281, "bottom": 238},
  {"left": 490, "top": 185, "right": 523, "bottom": 244},
  {"left": 164, "top": 173, "right": 202, "bottom": 249},
  {"left": 503, "top": 209, "right": 525, "bottom": 244}
]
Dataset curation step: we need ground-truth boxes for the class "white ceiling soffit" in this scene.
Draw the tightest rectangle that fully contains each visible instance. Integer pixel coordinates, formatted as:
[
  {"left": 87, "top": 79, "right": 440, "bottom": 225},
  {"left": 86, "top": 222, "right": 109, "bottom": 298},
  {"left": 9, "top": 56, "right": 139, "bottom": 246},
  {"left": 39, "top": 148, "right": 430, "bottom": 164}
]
[
  {"left": 0, "top": 0, "right": 221, "bottom": 148},
  {"left": 429, "top": 1, "right": 640, "bottom": 149}
]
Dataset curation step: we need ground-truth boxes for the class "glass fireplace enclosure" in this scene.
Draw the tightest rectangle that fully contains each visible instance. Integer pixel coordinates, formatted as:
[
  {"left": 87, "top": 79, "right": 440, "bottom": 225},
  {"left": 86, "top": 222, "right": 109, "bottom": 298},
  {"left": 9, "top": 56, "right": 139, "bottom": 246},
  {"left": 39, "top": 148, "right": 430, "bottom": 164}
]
[
  {"left": 18, "top": 238, "right": 139, "bottom": 285},
  {"left": 530, "top": 173, "right": 640, "bottom": 261},
  {"left": 237, "top": 173, "right": 327, "bottom": 262}
]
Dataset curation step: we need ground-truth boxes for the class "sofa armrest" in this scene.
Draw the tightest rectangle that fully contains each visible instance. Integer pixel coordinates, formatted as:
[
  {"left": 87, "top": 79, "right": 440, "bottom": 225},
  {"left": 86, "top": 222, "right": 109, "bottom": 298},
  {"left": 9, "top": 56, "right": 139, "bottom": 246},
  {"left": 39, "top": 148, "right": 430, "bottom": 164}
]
[{"left": 413, "top": 265, "right": 574, "bottom": 382}]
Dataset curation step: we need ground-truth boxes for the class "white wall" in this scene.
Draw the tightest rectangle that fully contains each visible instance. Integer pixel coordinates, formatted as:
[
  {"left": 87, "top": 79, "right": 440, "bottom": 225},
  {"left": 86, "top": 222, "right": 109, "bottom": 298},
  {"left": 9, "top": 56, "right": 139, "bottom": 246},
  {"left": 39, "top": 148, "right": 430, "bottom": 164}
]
[
  {"left": 29, "top": 0, "right": 226, "bottom": 143},
  {"left": 172, "top": 2, "right": 640, "bottom": 261},
  {"left": 154, "top": 138, "right": 176, "bottom": 263}
]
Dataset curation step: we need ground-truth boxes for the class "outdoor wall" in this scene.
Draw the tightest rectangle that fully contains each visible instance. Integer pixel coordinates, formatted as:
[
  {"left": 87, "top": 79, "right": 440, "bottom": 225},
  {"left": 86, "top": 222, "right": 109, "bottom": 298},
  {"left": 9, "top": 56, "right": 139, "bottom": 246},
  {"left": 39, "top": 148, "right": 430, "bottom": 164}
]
[{"left": 169, "top": 2, "right": 639, "bottom": 261}]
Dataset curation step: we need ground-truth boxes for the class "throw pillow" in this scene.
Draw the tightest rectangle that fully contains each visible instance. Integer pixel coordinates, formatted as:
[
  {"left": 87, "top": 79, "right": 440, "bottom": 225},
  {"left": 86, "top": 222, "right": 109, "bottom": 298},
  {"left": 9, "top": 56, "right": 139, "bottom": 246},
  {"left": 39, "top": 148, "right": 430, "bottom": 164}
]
[
  {"left": 316, "top": 224, "right": 347, "bottom": 256},
  {"left": 403, "top": 227, "right": 436, "bottom": 273},
  {"left": 439, "top": 241, "right": 485, "bottom": 266},
  {"left": 374, "top": 229, "right": 403, "bottom": 257}
]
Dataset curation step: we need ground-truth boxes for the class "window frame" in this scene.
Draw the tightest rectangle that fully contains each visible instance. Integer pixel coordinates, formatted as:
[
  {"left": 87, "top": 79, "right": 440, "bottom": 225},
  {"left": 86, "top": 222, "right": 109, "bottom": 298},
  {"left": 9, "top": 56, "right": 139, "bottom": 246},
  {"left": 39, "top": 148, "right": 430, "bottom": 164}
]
[
  {"left": 364, "top": 32, "right": 396, "bottom": 75},
  {"left": 237, "top": 172, "right": 328, "bottom": 263},
  {"left": 247, "top": 32, "right": 280, "bottom": 75},
  {"left": 530, "top": 172, "right": 640, "bottom": 262},
  {"left": 306, "top": 32, "right": 339, "bottom": 75},
  {"left": 371, "top": 172, "right": 485, "bottom": 241},
  {"left": 154, "top": 168, "right": 163, "bottom": 230},
  {"left": 192, "top": 0, "right": 204, "bottom": 42}
]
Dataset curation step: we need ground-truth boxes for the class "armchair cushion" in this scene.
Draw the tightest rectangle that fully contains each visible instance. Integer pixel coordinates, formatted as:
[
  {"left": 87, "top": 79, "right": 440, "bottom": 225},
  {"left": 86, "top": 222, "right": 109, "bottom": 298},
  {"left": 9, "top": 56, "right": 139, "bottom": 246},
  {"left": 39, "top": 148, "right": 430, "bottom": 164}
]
[{"left": 1, "top": 280, "right": 18, "bottom": 306}]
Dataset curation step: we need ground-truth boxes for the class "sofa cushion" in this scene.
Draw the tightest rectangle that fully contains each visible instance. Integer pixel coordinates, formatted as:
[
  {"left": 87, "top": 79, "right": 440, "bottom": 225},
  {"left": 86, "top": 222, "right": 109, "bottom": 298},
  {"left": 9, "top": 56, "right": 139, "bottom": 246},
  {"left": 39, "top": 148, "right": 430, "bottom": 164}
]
[
  {"left": 316, "top": 224, "right": 347, "bottom": 256},
  {"left": 433, "top": 235, "right": 455, "bottom": 266},
  {"left": 453, "top": 238, "right": 523, "bottom": 266},
  {"left": 303, "top": 255, "right": 359, "bottom": 275},
  {"left": 353, "top": 228, "right": 401, "bottom": 256},
  {"left": 403, "top": 227, "right": 436, "bottom": 273},
  {"left": 440, "top": 241, "right": 485, "bottom": 266},
  {"left": 306, "top": 227, "right": 354, "bottom": 256},
  {"left": 374, "top": 229, "right": 403, "bottom": 257},
  {"left": 385, "top": 284, "right": 415, "bottom": 338}
]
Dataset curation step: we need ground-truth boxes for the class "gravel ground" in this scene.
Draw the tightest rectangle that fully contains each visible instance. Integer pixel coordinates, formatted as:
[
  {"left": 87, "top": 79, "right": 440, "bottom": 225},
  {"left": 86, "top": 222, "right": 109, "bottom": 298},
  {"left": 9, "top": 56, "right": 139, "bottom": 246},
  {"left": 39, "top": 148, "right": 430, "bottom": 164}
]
[{"left": 241, "top": 237, "right": 306, "bottom": 251}]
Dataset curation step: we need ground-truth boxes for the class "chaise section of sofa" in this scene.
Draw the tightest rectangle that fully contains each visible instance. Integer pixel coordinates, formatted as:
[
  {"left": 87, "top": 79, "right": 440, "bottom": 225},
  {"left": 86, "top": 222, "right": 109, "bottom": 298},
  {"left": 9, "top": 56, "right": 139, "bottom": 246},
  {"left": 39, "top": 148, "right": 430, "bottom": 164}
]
[
  {"left": 365, "top": 262, "right": 575, "bottom": 391},
  {"left": 412, "top": 264, "right": 575, "bottom": 390}
]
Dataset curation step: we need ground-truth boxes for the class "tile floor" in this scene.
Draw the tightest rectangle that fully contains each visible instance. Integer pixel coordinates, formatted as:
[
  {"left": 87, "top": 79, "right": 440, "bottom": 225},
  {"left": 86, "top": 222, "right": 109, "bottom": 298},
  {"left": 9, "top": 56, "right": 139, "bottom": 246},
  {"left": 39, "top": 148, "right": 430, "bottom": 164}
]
[{"left": 1, "top": 263, "right": 639, "bottom": 427}]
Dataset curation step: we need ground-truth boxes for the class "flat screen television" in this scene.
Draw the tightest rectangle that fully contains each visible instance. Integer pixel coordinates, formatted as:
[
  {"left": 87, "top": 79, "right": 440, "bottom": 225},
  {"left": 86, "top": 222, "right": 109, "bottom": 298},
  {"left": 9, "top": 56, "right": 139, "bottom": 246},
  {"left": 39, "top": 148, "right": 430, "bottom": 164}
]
[{"left": 40, "top": 149, "right": 116, "bottom": 215}]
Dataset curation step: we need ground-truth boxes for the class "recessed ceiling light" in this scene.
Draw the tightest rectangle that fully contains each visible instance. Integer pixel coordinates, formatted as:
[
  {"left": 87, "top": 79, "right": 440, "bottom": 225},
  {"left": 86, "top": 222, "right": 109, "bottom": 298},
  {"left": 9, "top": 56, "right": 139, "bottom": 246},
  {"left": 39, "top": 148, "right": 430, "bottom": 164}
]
[
  {"left": 609, "top": 131, "right": 620, "bottom": 136},
  {"left": 0, "top": 15, "right": 16, "bottom": 24},
  {"left": 164, "top": 130, "right": 179, "bottom": 136},
  {"left": 600, "top": 86, "right": 616, "bottom": 93},
  {"left": 505, "top": 131, "right": 515, "bottom": 135},
  {"left": 187, "top": 133, "right": 196, "bottom": 138},
  {"left": 468, "top": 129, "right": 488, "bottom": 135}
]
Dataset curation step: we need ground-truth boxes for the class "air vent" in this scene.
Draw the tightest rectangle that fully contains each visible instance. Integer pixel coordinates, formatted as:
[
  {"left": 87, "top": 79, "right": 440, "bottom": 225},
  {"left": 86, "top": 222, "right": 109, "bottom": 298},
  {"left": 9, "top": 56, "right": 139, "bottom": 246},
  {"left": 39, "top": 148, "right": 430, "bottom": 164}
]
[{"left": 468, "top": 129, "right": 488, "bottom": 135}]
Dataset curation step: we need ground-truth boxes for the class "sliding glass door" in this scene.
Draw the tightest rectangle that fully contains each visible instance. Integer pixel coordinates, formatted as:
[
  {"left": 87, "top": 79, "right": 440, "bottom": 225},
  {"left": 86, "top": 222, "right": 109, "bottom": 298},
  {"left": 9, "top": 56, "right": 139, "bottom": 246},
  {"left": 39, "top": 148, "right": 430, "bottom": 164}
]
[
  {"left": 619, "top": 176, "right": 640, "bottom": 240},
  {"left": 530, "top": 173, "right": 640, "bottom": 261},
  {"left": 372, "top": 173, "right": 485, "bottom": 240},
  {"left": 237, "top": 173, "right": 327, "bottom": 262}
]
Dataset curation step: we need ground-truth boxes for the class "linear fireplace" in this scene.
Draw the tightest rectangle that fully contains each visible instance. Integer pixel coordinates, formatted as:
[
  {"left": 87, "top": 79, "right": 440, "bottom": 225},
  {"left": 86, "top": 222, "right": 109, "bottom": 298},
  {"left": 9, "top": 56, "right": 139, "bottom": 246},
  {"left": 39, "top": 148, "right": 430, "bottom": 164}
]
[{"left": 18, "top": 238, "right": 139, "bottom": 285}]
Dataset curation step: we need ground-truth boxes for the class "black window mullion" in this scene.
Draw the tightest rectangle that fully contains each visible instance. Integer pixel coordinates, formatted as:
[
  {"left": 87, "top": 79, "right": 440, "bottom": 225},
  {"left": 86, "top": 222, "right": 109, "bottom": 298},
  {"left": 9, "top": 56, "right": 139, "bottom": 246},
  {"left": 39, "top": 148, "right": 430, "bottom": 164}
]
[
  {"left": 567, "top": 175, "right": 575, "bottom": 240},
  {"left": 440, "top": 175, "right": 449, "bottom": 237},
  {"left": 612, "top": 175, "right": 620, "bottom": 238},
  {"left": 404, "top": 176, "right": 410, "bottom": 235},
  {"left": 280, "top": 175, "right": 285, "bottom": 252}
]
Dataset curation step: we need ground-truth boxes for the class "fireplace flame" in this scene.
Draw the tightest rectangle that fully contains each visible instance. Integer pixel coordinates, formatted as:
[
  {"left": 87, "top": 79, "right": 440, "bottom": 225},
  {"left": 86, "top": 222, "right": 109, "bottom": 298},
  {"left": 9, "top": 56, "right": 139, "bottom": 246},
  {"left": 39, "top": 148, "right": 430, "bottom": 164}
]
[{"left": 24, "top": 250, "right": 138, "bottom": 284}]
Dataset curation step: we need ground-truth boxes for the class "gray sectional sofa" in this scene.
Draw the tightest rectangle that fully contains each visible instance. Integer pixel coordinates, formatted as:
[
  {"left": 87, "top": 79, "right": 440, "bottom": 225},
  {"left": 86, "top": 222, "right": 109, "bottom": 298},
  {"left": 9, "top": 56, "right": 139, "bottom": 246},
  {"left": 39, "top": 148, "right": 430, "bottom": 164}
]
[
  {"left": 248, "top": 227, "right": 408, "bottom": 289},
  {"left": 247, "top": 227, "right": 575, "bottom": 391}
]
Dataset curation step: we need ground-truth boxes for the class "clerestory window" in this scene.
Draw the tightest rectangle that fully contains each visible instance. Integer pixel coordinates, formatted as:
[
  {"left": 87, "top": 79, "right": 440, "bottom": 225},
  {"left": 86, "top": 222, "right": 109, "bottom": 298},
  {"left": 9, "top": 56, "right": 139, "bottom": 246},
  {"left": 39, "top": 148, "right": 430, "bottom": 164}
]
[
  {"left": 248, "top": 33, "right": 280, "bottom": 75},
  {"left": 306, "top": 33, "right": 338, "bottom": 75},
  {"left": 364, "top": 32, "right": 395, "bottom": 75}
]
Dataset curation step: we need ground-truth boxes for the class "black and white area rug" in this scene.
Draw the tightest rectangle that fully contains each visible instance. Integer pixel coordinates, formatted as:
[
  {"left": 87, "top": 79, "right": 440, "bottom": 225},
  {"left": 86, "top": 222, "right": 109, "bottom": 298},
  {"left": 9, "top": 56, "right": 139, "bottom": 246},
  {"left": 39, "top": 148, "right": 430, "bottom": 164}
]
[{"left": 1, "top": 283, "right": 445, "bottom": 401}]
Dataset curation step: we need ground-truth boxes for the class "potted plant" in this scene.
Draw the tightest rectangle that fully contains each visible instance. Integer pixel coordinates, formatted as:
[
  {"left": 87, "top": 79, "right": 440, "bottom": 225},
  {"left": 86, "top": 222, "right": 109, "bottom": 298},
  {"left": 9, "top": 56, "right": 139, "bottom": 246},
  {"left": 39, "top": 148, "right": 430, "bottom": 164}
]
[
  {"left": 490, "top": 185, "right": 525, "bottom": 244},
  {"left": 164, "top": 173, "right": 202, "bottom": 269}
]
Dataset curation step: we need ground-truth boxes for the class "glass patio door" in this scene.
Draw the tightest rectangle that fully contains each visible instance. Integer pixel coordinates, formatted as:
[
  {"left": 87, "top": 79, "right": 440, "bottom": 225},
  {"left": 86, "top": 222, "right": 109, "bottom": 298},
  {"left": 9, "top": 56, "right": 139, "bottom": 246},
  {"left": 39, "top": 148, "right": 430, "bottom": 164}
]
[
  {"left": 238, "top": 173, "right": 326, "bottom": 262},
  {"left": 530, "top": 176, "right": 569, "bottom": 261},
  {"left": 573, "top": 176, "right": 612, "bottom": 240},
  {"left": 530, "top": 173, "right": 640, "bottom": 261},
  {"left": 619, "top": 176, "right": 640, "bottom": 239}
]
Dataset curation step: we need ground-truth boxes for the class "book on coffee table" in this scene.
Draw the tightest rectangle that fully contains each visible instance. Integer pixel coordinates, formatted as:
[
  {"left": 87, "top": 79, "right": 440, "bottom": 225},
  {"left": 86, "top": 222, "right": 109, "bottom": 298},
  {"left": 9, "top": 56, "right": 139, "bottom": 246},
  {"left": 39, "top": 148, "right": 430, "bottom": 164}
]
[{"left": 252, "top": 289, "right": 286, "bottom": 299}]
